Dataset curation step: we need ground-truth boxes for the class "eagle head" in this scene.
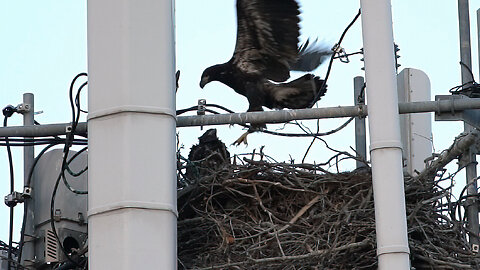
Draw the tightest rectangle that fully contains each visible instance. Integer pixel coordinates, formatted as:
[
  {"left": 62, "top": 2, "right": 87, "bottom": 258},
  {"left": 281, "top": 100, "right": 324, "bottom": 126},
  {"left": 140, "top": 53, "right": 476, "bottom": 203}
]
[
  {"left": 200, "top": 67, "right": 213, "bottom": 89},
  {"left": 200, "top": 63, "right": 230, "bottom": 89}
]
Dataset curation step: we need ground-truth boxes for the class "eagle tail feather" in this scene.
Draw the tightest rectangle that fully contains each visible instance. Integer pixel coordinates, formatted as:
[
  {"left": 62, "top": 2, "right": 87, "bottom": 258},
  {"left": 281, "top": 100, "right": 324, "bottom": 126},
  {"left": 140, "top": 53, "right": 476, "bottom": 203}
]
[
  {"left": 291, "top": 38, "right": 333, "bottom": 72},
  {"left": 268, "top": 74, "right": 327, "bottom": 109}
]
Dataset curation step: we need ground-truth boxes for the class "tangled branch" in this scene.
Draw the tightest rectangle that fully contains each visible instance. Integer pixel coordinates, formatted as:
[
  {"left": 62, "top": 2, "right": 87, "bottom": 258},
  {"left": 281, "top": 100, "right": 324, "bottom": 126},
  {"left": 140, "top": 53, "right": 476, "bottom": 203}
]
[{"left": 177, "top": 153, "right": 480, "bottom": 269}]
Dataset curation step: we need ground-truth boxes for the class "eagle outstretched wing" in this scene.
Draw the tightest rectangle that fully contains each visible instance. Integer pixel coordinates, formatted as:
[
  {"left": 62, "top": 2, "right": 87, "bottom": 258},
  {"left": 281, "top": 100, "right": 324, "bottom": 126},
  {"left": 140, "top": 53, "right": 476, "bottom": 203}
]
[{"left": 232, "top": 0, "right": 300, "bottom": 82}]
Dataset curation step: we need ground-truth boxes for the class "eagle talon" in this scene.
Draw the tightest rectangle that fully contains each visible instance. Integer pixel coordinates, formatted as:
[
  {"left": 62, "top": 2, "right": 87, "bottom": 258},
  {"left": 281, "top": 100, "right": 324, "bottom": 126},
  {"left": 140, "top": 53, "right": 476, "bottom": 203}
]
[{"left": 232, "top": 131, "right": 249, "bottom": 146}]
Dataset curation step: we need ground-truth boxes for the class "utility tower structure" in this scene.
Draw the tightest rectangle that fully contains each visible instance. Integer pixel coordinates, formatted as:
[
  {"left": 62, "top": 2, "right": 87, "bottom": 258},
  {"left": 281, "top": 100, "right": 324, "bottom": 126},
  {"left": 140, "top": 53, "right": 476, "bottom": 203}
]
[{"left": 3, "top": 1, "right": 480, "bottom": 269}]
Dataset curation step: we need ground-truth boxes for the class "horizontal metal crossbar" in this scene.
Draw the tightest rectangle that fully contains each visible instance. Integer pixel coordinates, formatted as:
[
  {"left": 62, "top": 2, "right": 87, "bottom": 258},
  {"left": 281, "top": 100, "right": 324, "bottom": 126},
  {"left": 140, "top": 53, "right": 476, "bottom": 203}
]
[{"left": 1, "top": 97, "right": 480, "bottom": 137}]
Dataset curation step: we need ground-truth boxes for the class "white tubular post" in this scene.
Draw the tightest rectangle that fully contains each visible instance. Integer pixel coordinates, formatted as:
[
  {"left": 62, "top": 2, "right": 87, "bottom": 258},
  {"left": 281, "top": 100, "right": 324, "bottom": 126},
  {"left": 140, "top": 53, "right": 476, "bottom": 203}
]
[
  {"left": 87, "top": 1, "right": 177, "bottom": 269},
  {"left": 360, "top": 0, "right": 410, "bottom": 269}
]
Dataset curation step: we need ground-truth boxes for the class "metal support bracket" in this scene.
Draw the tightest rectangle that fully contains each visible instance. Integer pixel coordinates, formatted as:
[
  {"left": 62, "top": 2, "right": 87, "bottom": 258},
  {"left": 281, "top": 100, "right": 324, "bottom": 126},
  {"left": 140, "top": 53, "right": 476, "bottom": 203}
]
[
  {"left": 197, "top": 99, "right": 206, "bottom": 115},
  {"left": 23, "top": 186, "right": 32, "bottom": 198},
  {"left": 435, "top": 94, "right": 480, "bottom": 130},
  {"left": 4, "top": 191, "right": 25, "bottom": 207},
  {"left": 16, "top": 102, "right": 32, "bottom": 114}
]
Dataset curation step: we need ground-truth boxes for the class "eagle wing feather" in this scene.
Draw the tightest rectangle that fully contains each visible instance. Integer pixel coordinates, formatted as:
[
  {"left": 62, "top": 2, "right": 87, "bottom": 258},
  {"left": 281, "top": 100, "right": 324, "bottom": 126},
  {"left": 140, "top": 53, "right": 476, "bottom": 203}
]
[{"left": 233, "top": 0, "right": 300, "bottom": 82}]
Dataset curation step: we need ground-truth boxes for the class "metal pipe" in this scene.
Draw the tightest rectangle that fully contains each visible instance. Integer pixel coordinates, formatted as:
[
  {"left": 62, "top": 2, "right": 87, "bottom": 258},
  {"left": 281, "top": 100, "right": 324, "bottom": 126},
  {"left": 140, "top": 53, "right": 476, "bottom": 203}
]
[
  {"left": 360, "top": 0, "right": 410, "bottom": 268},
  {"left": 21, "top": 93, "right": 35, "bottom": 267},
  {"left": 177, "top": 99, "right": 480, "bottom": 127},
  {"left": 87, "top": 0, "right": 177, "bottom": 269},
  {"left": 458, "top": 0, "right": 479, "bottom": 249},
  {"left": 0, "top": 122, "right": 86, "bottom": 137},
  {"left": 354, "top": 76, "right": 367, "bottom": 168},
  {"left": 2, "top": 99, "right": 480, "bottom": 137},
  {"left": 458, "top": 0, "right": 474, "bottom": 84},
  {"left": 478, "top": 8, "right": 480, "bottom": 79}
]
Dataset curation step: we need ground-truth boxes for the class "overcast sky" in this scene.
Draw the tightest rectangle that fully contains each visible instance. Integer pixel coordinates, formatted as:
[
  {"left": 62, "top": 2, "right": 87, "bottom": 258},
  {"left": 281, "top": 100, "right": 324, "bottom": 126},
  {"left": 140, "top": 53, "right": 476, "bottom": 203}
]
[{"left": 1, "top": 0, "right": 480, "bottom": 244}]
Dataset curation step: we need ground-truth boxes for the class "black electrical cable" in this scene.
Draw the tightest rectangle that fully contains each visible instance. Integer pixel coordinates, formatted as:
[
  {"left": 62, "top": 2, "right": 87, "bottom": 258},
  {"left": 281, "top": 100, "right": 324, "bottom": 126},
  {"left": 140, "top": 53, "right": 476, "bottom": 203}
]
[
  {"left": 455, "top": 178, "right": 479, "bottom": 228},
  {"left": 310, "top": 8, "right": 362, "bottom": 107},
  {"left": 0, "top": 137, "right": 88, "bottom": 147},
  {"left": 332, "top": 50, "right": 363, "bottom": 59},
  {"left": 60, "top": 147, "right": 89, "bottom": 194},
  {"left": 0, "top": 141, "right": 87, "bottom": 147},
  {"left": 459, "top": 61, "right": 476, "bottom": 82},
  {"left": 301, "top": 9, "right": 361, "bottom": 161},
  {"left": 449, "top": 62, "right": 480, "bottom": 97},
  {"left": 50, "top": 73, "right": 88, "bottom": 267},
  {"left": 74, "top": 84, "right": 88, "bottom": 114},
  {"left": 64, "top": 146, "right": 88, "bottom": 178},
  {"left": 260, "top": 117, "right": 355, "bottom": 138},
  {"left": 176, "top": 103, "right": 236, "bottom": 116},
  {"left": 357, "top": 83, "right": 366, "bottom": 104},
  {"left": 177, "top": 107, "right": 223, "bottom": 116},
  {"left": 0, "top": 137, "right": 67, "bottom": 143},
  {"left": 205, "top": 103, "right": 236, "bottom": 114},
  {"left": 3, "top": 111, "right": 15, "bottom": 270}
]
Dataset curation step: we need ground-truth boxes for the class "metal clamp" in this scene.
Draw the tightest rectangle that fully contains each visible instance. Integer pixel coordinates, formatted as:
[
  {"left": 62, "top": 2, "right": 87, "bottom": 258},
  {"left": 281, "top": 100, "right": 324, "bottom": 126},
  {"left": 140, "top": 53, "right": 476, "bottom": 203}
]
[
  {"left": 54, "top": 209, "right": 62, "bottom": 222},
  {"left": 332, "top": 44, "right": 350, "bottom": 63},
  {"left": 357, "top": 104, "right": 367, "bottom": 119},
  {"left": 197, "top": 99, "right": 206, "bottom": 115},
  {"left": 16, "top": 103, "right": 31, "bottom": 114},
  {"left": 4, "top": 191, "right": 25, "bottom": 207},
  {"left": 23, "top": 186, "right": 32, "bottom": 198}
]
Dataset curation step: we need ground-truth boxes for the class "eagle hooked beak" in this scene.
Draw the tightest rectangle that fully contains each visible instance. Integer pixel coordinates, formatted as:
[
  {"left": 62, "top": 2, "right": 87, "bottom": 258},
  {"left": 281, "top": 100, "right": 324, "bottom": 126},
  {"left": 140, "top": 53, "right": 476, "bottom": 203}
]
[{"left": 199, "top": 75, "right": 210, "bottom": 89}]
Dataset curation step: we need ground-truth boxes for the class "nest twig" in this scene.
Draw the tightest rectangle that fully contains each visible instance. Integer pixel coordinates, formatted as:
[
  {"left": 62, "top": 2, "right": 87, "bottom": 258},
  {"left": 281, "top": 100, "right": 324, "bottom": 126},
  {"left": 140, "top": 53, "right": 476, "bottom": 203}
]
[{"left": 177, "top": 155, "right": 480, "bottom": 269}]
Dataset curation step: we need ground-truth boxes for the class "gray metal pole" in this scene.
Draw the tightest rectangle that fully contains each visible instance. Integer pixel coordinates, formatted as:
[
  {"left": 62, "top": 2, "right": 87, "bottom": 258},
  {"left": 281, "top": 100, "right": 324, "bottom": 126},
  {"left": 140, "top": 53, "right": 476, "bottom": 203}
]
[
  {"left": 0, "top": 122, "right": 87, "bottom": 137},
  {"left": 354, "top": 76, "right": 367, "bottom": 168},
  {"left": 176, "top": 99, "right": 480, "bottom": 127},
  {"left": 3, "top": 99, "right": 480, "bottom": 137},
  {"left": 458, "top": 0, "right": 479, "bottom": 249},
  {"left": 459, "top": 0, "right": 474, "bottom": 84},
  {"left": 477, "top": 8, "right": 480, "bottom": 79},
  {"left": 21, "top": 93, "right": 35, "bottom": 267}
]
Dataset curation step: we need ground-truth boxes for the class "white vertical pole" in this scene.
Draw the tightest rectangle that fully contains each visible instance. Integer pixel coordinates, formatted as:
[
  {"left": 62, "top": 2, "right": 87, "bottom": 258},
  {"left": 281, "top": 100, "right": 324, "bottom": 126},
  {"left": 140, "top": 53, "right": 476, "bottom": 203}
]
[
  {"left": 359, "top": 0, "right": 410, "bottom": 269},
  {"left": 87, "top": 1, "right": 177, "bottom": 269}
]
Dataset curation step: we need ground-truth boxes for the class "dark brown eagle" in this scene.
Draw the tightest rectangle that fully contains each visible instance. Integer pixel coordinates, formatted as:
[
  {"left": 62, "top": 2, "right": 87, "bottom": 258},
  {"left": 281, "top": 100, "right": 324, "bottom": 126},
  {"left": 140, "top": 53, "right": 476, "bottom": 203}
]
[
  {"left": 200, "top": 0, "right": 331, "bottom": 145},
  {"left": 185, "top": 129, "right": 231, "bottom": 180}
]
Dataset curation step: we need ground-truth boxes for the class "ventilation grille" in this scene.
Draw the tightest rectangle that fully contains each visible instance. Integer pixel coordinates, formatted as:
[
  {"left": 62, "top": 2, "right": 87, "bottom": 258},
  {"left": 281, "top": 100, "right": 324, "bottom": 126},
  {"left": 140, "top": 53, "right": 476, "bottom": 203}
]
[{"left": 45, "top": 229, "right": 59, "bottom": 263}]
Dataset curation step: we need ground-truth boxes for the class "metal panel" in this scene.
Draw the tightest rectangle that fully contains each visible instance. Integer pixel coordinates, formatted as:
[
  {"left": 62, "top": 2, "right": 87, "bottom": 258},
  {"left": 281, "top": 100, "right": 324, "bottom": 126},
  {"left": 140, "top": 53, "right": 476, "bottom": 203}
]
[
  {"left": 397, "top": 68, "right": 433, "bottom": 176},
  {"left": 32, "top": 149, "right": 87, "bottom": 265}
]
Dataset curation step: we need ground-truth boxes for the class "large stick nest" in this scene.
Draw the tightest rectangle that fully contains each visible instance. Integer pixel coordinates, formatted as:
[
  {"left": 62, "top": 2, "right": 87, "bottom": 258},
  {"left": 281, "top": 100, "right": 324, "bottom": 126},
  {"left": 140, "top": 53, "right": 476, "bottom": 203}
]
[{"left": 177, "top": 154, "right": 480, "bottom": 269}]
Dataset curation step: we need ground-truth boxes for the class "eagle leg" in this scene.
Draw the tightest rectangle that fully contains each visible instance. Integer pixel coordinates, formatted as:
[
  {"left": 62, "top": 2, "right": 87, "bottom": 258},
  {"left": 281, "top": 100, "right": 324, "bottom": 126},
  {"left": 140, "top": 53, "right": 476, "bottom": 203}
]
[
  {"left": 232, "top": 123, "right": 266, "bottom": 146},
  {"left": 232, "top": 130, "right": 251, "bottom": 146},
  {"left": 233, "top": 85, "right": 266, "bottom": 146}
]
